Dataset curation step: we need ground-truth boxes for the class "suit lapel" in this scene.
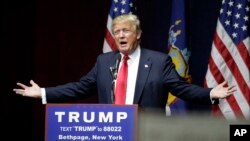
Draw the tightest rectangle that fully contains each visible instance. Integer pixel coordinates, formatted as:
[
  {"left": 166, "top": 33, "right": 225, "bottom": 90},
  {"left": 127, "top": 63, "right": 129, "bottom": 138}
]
[
  {"left": 106, "top": 51, "right": 119, "bottom": 104},
  {"left": 133, "top": 49, "right": 151, "bottom": 103}
]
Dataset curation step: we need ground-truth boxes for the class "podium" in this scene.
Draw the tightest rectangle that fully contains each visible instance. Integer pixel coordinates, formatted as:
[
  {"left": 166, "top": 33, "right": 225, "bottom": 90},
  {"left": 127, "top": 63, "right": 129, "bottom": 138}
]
[{"left": 45, "top": 104, "right": 138, "bottom": 141}]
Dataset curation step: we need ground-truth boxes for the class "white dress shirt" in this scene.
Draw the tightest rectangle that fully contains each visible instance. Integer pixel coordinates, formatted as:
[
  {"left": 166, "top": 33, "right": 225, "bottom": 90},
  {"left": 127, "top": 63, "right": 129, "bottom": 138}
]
[{"left": 119, "top": 47, "right": 140, "bottom": 104}]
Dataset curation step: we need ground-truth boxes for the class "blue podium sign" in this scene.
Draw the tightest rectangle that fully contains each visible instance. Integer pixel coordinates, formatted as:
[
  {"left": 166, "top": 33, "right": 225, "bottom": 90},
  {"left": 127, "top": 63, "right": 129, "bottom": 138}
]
[{"left": 45, "top": 104, "right": 138, "bottom": 141}]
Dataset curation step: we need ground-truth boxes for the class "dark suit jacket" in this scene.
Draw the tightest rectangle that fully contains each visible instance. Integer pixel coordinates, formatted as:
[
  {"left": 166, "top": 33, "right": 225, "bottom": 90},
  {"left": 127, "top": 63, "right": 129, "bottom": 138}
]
[{"left": 46, "top": 48, "right": 212, "bottom": 109}]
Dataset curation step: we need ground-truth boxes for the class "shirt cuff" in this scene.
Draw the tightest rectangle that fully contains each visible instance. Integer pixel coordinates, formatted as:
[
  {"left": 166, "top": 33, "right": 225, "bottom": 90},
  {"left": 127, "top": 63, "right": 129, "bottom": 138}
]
[
  {"left": 41, "top": 88, "right": 47, "bottom": 104},
  {"left": 210, "top": 90, "right": 215, "bottom": 104}
]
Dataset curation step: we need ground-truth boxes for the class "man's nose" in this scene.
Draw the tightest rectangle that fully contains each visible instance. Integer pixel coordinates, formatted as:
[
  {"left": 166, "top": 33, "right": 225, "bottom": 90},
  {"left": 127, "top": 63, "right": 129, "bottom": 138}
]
[{"left": 118, "top": 31, "right": 125, "bottom": 37}]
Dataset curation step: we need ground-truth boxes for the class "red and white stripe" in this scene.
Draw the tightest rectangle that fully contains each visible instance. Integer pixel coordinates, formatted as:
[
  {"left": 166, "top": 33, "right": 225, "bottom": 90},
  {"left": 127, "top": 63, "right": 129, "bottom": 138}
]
[
  {"left": 103, "top": 15, "right": 117, "bottom": 53},
  {"left": 205, "top": 20, "right": 250, "bottom": 120}
]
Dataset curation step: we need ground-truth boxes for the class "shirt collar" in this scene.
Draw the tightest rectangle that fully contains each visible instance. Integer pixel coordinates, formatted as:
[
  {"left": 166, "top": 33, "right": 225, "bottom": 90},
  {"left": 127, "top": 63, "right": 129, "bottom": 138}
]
[{"left": 120, "top": 46, "right": 140, "bottom": 61}]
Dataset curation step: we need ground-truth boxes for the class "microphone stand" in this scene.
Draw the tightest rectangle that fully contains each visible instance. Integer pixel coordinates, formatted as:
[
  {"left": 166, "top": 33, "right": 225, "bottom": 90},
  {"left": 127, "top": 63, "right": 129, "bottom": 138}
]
[
  {"left": 110, "top": 67, "right": 116, "bottom": 103},
  {"left": 110, "top": 54, "right": 121, "bottom": 103}
]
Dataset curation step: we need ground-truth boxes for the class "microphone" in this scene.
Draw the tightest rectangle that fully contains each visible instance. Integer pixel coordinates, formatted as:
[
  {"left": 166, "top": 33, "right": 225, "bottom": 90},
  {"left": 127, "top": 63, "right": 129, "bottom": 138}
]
[
  {"left": 114, "top": 53, "right": 121, "bottom": 79},
  {"left": 110, "top": 53, "right": 121, "bottom": 103}
]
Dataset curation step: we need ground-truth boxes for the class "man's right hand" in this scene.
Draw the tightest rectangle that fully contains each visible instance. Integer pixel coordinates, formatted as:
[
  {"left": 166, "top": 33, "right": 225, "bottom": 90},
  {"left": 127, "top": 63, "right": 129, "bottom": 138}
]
[{"left": 13, "top": 80, "right": 42, "bottom": 98}]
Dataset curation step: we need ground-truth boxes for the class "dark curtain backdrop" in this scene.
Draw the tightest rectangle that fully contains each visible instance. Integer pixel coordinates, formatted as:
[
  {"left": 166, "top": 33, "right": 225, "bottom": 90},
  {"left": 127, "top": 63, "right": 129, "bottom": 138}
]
[{"left": 2, "top": 0, "right": 220, "bottom": 140}]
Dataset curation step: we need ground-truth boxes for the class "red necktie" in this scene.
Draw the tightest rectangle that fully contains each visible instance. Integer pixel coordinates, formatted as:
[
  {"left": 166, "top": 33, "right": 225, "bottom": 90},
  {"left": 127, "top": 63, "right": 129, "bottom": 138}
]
[{"left": 115, "top": 55, "right": 129, "bottom": 104}]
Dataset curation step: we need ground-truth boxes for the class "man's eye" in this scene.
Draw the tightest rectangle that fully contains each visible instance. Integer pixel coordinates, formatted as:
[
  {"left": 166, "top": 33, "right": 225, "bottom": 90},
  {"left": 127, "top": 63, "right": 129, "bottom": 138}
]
[
  {"left": 113, "top": 29, "right": 130, "bottom": 35},
  {"left": 123, "top": 29, "right": 130, "bottom": 33},
  {"left": 114, "top": 31, "right": 120, "bottom": 35}
]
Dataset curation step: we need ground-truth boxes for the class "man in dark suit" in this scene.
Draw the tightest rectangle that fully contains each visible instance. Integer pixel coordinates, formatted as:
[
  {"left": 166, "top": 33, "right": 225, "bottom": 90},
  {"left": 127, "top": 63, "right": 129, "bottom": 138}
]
[{"left": 13, "top": 14, "right": 235, "bottom": 110}]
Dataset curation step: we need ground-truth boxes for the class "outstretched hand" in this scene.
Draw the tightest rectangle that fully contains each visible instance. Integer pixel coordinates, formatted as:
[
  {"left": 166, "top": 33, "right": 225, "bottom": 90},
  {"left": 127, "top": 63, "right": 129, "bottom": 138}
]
[
  {"left": 13, "top": 80, "right": 42, "bottom": 98},
  {"left": 210, "top": 81, "right": 236, "bottom": 99}
]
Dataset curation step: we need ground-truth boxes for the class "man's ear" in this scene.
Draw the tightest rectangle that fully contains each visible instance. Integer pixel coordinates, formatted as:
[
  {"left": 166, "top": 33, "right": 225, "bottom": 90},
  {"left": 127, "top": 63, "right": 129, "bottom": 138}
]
[{"left": 136, "top": 31, "right": 142, "bottom": 39}]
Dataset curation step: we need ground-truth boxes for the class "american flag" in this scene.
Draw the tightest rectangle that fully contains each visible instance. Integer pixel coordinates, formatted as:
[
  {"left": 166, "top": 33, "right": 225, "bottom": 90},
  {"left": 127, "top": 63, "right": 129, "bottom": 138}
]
[
  {"left": 103, "top": 0, "right": 136, "bottom": 53},
  {"left": 205, "top": 0, "right": 250, "bottom": 120}
]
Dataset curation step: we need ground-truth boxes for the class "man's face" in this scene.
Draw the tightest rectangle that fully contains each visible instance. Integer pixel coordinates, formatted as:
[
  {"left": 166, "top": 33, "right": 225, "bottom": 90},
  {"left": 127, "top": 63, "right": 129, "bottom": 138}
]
[{"left": 113, "top": 21, "right": 141, "bottom": 55}]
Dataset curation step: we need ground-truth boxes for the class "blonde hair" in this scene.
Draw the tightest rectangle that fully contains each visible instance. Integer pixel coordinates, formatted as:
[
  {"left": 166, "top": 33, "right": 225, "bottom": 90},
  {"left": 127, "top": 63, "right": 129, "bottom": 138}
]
[{"left": 111, "top": 14, "right": 142, "bottom": 34}]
